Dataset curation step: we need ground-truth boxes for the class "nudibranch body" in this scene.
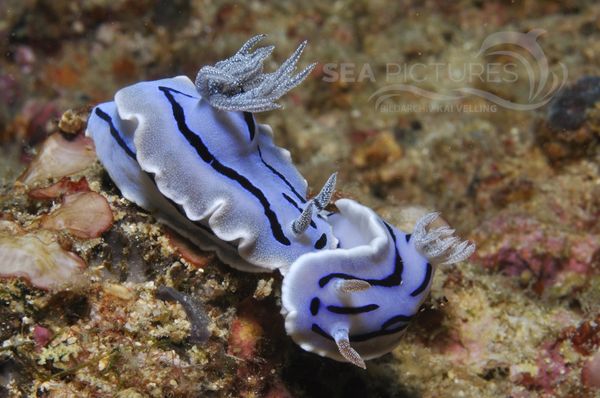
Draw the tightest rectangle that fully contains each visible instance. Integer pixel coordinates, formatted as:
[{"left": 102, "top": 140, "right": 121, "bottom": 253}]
[
  {"left": 282, "top": 199, "right": 470, "bottom": 368},
  {"left": 85, "top": 35, "right": 475, "bottom": 368},
  {"left": 88, "top": 75, "right": 337, "bottom": 272}
]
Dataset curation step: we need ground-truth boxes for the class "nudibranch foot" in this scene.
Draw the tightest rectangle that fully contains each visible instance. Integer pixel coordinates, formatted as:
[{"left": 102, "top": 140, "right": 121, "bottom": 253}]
[{"left": 195, "top": 34, "right": 316, "bottom": 112}]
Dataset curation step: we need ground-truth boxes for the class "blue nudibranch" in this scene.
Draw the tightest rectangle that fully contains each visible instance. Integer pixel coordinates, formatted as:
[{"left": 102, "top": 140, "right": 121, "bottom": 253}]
[{"left": 86, "top": 35, "right": 475, "bottom": 369}]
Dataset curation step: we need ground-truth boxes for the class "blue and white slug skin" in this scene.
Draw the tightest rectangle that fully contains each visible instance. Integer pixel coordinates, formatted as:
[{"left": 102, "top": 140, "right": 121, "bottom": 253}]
[
  {"left": 120, "top": 76, "right": 336, "bottom": 270},
  {"left": 86, "top": 100, "right": 263, "bottom": 272},
  {"left": 282, "top": 199, "right": 451, "bottom": 368},
  {"left": 87, "top": 75, "right": 336, "bottom": 271}
]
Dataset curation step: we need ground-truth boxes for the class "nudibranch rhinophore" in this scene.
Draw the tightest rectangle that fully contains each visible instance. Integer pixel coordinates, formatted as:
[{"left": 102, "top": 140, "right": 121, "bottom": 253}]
[{"left": 86, "top": 35, "right": 475, "bottom": 369}]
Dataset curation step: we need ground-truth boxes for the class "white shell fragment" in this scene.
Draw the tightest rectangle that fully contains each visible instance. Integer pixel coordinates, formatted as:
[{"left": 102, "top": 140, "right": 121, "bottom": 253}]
[
  {"left": 18, "top": 133, "right": 96, "bottom": 186},
  {"left": 40, "top": 192, "right": 114, "bottom": 239},
  {"left": 0, "top": 226, "right": 85, "bottom": 290}
]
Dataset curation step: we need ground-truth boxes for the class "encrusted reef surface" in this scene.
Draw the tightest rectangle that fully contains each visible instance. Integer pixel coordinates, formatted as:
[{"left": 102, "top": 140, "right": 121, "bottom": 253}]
[{"left": 1, "top": 1, "right": 599, "bottom": 397}]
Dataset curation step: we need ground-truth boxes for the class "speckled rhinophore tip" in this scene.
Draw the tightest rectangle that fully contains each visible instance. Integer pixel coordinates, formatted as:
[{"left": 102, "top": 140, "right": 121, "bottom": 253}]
[
  {"left": 412, "top": 212, "right": 475, "bottom": 265},
  {"left": 334, "top": 329, "right": 366, "bottom": 369},
  {"left": 313, "top": 172, "right": 337, "bottom": 211},
  {"left": 292, "top": 201, "right": 314, "bottom": 235},
  {"left": 195, "top": 34, "right": 316, "bottom": 112}
]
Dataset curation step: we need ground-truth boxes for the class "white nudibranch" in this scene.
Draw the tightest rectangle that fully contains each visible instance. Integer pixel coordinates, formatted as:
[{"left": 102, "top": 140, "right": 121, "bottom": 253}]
[
  {"left": 281, "top": 199, "right": 474, "bottom": 368},
  {"left": 85, "top": 35, "right": 475, "bottom": 368}
]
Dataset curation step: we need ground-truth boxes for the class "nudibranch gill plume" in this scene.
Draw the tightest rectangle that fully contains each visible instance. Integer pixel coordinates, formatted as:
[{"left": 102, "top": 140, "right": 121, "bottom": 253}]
[{"left": 85, "top": 35, "right": 475, "bottom": 369}]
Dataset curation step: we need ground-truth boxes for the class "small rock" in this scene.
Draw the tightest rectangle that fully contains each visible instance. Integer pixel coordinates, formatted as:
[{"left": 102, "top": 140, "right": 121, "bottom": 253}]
[
  {"left": 58, "top": 109, "right": 88, "bottom": 136},
  {"left": 253, "top": 278, "right": 274, "bottom": 300}
]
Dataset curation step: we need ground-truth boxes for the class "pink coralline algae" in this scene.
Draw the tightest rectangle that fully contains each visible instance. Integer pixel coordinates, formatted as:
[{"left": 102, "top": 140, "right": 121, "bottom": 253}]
[
  {"left": 471, "top": 212, "right": 599, "bottom": 295},
  {"left": 516, "top": 315, "right": 600, "bottom": 394},
  {"left": 32, "top": 324, "right": 52, "bottom": 349},
  {"left": 582, "top": 350, "right": 600, "bottom": 389},
  {"left": 517, "top": 340, "right": 570, "bottom": 394}
]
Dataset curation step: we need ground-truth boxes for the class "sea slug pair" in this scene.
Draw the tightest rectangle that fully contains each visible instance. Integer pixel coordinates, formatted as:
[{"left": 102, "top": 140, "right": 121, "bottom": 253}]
[{"left": 85, "top": 35, "right": 475, "bottom": 369}]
